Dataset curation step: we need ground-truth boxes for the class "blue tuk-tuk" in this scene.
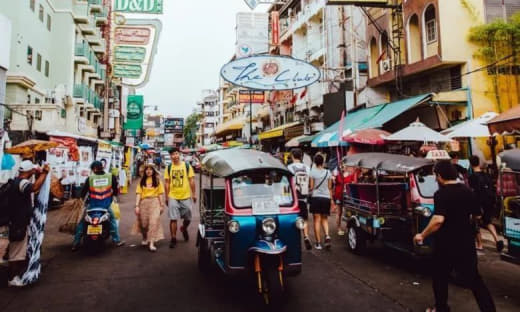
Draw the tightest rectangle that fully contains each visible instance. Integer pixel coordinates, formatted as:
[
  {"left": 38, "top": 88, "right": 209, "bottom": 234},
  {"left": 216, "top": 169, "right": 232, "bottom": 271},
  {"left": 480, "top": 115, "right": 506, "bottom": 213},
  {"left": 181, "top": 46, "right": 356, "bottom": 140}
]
[
  {"left": 197, "top": 149, "right": 303, "bottom": 304},
  {"left": 341, "top": 153, "right": 436, "bottom": 256},
  {"left": 498, "top": 149, "right": 520, "bottom": 264}
]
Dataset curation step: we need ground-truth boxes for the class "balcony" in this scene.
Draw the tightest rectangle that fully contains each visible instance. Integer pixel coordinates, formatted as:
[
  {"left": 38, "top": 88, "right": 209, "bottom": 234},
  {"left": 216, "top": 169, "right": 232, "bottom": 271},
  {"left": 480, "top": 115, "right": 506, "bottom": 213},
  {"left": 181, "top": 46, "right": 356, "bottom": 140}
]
[
  {"left": 79, "top": 16, "right": 96, "bottom": 34},
  {"left": 307, "top": 32, "right": 325, "bottom": 62},
  {"left": 73, "top": 1, "right": 89, "bottom": 23},
  {"left": 74, "top": 42, "right": 89, "bottom": 63},
  {"left": 290, "top": 0, "right": 326, "bottom": 34},
  {"left": 92, "top": 38, "right": 106, "bottom": 54},
  {"left": 86, "top": 28, "right": 102, "bottom": 45},
  {"left": 73, "top": 84, "right": 89, "bottom": 102},
  {"left": 88, "top": 0, "right": 102, "bottom": 12},
  {"left": 95, "top": 7, "right": 108, "bottom": 25}
]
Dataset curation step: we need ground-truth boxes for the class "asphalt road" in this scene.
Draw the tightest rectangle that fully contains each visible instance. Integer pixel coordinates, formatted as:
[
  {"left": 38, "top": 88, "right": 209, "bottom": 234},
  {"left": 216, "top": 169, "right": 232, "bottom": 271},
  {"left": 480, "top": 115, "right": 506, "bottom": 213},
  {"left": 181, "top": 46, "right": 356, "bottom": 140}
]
[{"left": 1, "top": 176, "right": 519, "bottom": 312}]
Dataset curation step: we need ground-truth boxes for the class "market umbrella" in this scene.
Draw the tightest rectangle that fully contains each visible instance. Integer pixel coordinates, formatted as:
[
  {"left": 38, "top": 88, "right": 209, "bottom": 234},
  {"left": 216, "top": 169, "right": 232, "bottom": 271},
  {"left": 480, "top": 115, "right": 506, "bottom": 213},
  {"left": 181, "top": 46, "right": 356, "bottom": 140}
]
[
  {"left": 487, "top": 105, "right": 520, "bottom": 135},
  {"left": 441, "top": 112, "right": 498, "bottom": 138},
  {"left": 385, "top": 121, "right": 452, "bottom": 142},
  {"left": 342, "top": 128, "right": 391, "bottom": 145},
  {"left": 6, "top": 139, "right": 59, "bottom": 156},
  {"left": 139, "top": 143, "right": 151, "bottom": 149}
]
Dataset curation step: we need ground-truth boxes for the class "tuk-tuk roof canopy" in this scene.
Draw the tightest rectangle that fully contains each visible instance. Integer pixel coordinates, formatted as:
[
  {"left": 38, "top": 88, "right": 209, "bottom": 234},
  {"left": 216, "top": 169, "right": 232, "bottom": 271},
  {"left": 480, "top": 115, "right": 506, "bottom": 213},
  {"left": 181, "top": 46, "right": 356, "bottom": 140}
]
[
  {"left": 202, "top": 149, "right": 290, "bottom": 177},
  {"left": 343, "top": 153, "right": 434, "bottom": 173},
  {"left": 499, "top": 149, "right": 520, "bottom": 171}
]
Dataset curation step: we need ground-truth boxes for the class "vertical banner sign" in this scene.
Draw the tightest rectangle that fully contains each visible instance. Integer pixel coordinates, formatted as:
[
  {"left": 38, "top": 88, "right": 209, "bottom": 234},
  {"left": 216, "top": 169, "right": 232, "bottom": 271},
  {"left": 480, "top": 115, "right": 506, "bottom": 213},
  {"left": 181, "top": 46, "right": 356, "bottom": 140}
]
[
  {"left": 271, "top": 11, "right": 280, "bottom": 46},
  {"left": 124, "top": 95, "right": 144, "bottom": 129},
  {"left": 236, "top": 12, "right": 269, "bottom": 58}
]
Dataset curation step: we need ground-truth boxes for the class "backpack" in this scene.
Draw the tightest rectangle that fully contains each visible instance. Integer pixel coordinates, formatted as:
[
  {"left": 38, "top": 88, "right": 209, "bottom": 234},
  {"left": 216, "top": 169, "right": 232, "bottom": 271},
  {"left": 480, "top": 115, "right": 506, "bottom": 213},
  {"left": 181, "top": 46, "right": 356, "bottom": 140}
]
[
  {"left": 474, "top": 172, "right": 496, "bottom": 206},
  {"left": 168, "top": 162, "right": 191, "bottom": 179},
  {"left": 291, "top": 164, "right": 309, "bottom": 196},
  {"left": 0, "top": 179, "right": 14, "bottom": 226}
]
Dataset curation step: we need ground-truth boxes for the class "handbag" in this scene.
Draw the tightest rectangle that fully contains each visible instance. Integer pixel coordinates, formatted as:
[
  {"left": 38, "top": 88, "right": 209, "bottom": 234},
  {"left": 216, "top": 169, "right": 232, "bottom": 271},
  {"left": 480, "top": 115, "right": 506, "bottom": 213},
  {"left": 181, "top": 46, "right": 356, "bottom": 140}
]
[
  {"left": 310, "top": 170, "right": 329, "bottom": 198},
  {"left": 111, "top": 201, "right": 121, "bottom": 220}
]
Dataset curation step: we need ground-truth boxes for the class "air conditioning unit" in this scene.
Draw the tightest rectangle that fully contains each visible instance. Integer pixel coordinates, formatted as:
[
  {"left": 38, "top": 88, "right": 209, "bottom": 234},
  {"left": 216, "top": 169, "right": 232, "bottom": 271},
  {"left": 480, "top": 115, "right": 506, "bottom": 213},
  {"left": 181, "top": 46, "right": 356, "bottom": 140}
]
[{"left": 382, "top": 59, "right": 392, "bottom": 72}]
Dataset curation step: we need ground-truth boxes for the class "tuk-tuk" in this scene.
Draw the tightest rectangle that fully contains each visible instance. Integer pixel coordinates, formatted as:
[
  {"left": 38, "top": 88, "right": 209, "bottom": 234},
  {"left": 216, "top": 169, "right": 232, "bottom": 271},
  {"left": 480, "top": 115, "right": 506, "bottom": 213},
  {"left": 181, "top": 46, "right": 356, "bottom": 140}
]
[
  {"left": 497, "top": 149, "right": 520, "bottom": 264},
  {"left": 341, "top": 153, "right": 436, "bottom": 256},
  {"left": 198, "top": 149, "right": 303, "bottom": 304}
]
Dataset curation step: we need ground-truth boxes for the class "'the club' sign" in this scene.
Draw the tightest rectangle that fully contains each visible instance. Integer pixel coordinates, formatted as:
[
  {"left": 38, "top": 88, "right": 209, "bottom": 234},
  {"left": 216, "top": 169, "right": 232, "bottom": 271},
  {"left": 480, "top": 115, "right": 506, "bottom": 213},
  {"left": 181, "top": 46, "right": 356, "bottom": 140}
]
[{"left": 220, "top": 55, "right": 321, "bottom": 91}]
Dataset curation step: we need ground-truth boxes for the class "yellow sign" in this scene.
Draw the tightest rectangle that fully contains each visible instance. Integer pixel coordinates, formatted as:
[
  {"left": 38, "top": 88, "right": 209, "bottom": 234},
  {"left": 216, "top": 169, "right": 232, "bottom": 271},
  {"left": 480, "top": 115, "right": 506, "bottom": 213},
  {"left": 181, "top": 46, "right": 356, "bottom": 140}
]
[{"left": 87, "top": 225, "right": 103, "bottom": 235}]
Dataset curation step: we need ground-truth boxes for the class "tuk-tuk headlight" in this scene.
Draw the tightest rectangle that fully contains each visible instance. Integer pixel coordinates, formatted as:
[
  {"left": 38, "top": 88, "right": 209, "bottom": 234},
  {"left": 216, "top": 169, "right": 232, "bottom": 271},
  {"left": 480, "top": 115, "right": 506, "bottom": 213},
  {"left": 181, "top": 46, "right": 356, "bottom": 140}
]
[
  {"left": 227, "top": 220, "right": 240, "bottom": 233},
  {"left": 262, "top": 218, "right": 277, "bottom": 235},
  {"left": 295, "top": 217, "right": 305, "bottom": 230},
  {"left": 415, "top": 206, "right": 432, "bottom": 218}
]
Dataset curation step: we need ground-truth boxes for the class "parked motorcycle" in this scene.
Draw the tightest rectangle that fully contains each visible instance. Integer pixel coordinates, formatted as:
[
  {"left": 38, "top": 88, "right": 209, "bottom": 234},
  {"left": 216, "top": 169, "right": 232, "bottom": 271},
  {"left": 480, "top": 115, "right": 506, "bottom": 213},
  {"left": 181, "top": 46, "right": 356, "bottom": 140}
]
[{"left": 83, "top": 207, "right": 111, "bottom": 252}]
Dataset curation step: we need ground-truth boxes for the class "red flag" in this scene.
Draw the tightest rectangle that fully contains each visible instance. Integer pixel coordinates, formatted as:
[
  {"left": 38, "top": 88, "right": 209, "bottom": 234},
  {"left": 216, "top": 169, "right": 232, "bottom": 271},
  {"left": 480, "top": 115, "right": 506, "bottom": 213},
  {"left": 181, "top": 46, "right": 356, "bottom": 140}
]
[
  {"left": 376, "top": 50, "right": 386, "bottom": 64},
  {"left": 300, "top": 87, "right": 307, "bottom": 99},
  {"left": 290, "top": 93, "right": 298, "bottom": 104}
]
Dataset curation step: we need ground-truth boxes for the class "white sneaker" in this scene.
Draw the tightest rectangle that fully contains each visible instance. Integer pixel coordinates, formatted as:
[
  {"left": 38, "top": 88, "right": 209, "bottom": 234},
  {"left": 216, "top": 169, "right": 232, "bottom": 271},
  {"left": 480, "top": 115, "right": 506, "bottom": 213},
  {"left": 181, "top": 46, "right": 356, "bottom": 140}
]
[
  {"left": 8, "top": 276, "right": 25, "bottom": 287},
  {"left": 337, "top": 230, "right": 345, "bottom": 236}
]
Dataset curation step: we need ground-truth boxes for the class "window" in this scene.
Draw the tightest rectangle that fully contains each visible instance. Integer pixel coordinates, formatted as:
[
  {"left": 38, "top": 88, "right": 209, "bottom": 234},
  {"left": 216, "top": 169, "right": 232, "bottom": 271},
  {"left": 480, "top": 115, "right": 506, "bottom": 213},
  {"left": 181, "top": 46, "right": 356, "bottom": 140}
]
[
  {"left": 424, "top": 5, "right": 437, "bottom": 43},
  {"left": 45, "top": 60, "right": 50, "bottom": 77},
  {"left": 426, "top": 19, "right": 436, "bottom": 43},
  {"left": 39, "top": 4, "right": 44, "bottom": 22},
  {"left": 35, "top": 98, "right": 40, "bottom": 104},
  {"left": 231, "top": 172, "right": 294, "bottom": 208},
  {"left": 36, "top": 53, "right": 42, "bottom": 72},
  {"left": 27, "top": 46, "right": 33, "bottom": 65},
  {"left": 47, "top": 14, "right": 51, "bottom": 31},
  {"left": 30, "top": 0, "right": 35, "bottom": 11}
]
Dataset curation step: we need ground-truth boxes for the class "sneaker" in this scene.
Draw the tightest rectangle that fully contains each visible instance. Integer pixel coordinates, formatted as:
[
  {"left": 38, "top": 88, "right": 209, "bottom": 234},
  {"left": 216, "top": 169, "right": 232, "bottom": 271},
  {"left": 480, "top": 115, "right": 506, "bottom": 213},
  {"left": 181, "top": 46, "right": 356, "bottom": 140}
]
[
  {"left": 114, "top": 241, "right": 125, "bottom": 247},
  {"left": 149, "top": 245, "right": 157, "bottom": 252},
  {"left": 170, "top": 238, "right": 177, "bottom": 248},
  {"left": 8, "top": 276, "right": 24, "bottom": 287},
  {"left": 337, "top": 230, "right": 345, "bottom": 236},
  {"left": 496, "top": 240, "right": 504, "bottom": 252},
  {"left": 71, "top": 243, "right": 80, "bottom": 252},
  {"left": 304, "top": 237, "right": 312, "bottom": 250},
  {"left": 141, "top": 240, "right": 148, "bottom": 246},
  {"left": 180, "top": 225, "right": 189, "bottom": 242},
  {"left": 324, "top": 236, "right": 332, "bottom": 250},
  {"left": 314, "top": 242, "right": 323, "bottom": 250}
]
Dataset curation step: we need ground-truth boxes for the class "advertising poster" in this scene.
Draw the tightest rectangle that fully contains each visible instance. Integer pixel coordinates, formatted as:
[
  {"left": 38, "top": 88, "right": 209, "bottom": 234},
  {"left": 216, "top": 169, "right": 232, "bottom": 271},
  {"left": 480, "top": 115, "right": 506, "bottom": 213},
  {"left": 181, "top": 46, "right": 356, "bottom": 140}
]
[
  {"left": 96, "top": 142, "right": 113, "bottom": 172},
  {"left": 124, "top": 95, "right": 144, "bottom": 130},
  {"left": 79, "top": 146, "right": 94, "bottom": 168},
  {"left": 47, "top": 148, "right": 69, "bottom": 166}
]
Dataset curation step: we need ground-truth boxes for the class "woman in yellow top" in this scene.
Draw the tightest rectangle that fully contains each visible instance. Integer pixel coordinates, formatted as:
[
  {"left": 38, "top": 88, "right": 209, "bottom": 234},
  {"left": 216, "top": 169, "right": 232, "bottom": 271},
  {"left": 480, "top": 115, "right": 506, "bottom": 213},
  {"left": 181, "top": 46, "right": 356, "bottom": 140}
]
[{"left": 132, "top": 164, "right": 165, "bottom": 252}]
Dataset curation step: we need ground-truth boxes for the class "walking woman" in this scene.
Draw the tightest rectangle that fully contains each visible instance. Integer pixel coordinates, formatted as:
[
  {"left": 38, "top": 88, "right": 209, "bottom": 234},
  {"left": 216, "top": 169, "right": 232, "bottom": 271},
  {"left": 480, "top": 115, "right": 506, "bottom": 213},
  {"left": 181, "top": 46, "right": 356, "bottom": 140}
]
[
  {"left": 309, "top": 154, "right": 334, "bottom": 250},
  {"left": 333, "top": 164, "right": 357, "bottom": 236},
  {"left": 132, "top": 164, "right": 165, "bottom": 252}
]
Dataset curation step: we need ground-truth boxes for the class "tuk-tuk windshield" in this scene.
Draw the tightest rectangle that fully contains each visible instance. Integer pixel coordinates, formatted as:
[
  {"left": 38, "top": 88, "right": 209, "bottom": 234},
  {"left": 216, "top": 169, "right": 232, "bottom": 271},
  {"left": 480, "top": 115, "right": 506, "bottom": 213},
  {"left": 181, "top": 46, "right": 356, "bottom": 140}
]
[
  {"left": 231, "top": 171, "right": 294, "bottom": 208},
  {"left": 415, "top": 173, "right": 438, "bottom": 198}
]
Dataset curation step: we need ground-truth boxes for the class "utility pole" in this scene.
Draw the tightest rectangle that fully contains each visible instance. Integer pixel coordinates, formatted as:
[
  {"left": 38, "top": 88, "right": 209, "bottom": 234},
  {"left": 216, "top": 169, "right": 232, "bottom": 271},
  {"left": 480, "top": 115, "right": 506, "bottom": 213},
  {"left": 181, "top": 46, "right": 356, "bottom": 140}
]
[
  {"left": 249, "top": 89, "right": 253, "bottom": 145},
  {"left": 102, "top": 0, "right": 112, "bottom": 138}
]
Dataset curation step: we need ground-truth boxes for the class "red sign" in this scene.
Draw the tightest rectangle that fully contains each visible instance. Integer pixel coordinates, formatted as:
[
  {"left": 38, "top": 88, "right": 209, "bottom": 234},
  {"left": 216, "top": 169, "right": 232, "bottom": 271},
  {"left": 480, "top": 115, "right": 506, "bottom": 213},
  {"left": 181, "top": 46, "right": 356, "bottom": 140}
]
[
  {"left": 271, "top": 11, "right": 280, "bottom": 46},
  {"left": 239, "top": 90, "right": 265, "bottom": 104},
  {"left": 115, "top": 27, "right": 151, "bottom": 45}
]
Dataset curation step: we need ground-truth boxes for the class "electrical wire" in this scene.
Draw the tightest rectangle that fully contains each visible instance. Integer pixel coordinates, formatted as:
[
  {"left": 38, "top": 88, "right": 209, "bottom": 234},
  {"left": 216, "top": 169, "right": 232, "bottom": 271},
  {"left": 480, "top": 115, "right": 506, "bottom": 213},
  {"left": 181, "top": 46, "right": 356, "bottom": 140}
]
[{"left": 0, "top": 102, "right": 33, "bottom": 118}]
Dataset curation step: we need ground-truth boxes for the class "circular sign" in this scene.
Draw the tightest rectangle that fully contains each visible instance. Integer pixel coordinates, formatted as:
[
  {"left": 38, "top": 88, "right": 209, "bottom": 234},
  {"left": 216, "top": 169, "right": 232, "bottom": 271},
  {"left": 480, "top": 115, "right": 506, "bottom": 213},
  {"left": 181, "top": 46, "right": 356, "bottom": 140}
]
[{"left": 220, "top": 55, "right": 321, "bottom": 91}]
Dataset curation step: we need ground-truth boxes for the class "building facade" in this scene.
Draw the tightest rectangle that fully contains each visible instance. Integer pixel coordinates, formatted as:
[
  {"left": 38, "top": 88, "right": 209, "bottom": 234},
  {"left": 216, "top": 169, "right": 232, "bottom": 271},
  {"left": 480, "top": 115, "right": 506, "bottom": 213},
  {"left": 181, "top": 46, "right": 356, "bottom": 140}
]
[{"left": 0, "top": 0, "right": 112, "bottom": 142}]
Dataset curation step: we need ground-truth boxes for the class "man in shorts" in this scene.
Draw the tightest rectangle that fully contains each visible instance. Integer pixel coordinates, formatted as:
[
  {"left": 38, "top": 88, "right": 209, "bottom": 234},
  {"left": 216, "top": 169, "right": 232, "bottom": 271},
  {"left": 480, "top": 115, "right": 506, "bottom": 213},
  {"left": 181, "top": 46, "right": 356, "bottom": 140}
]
[
  {"left": 288, "top": 149, "right": 312, "bottom": 250},
  {"left": 165, "top": 147, "right": 196, "bottom": 248}
]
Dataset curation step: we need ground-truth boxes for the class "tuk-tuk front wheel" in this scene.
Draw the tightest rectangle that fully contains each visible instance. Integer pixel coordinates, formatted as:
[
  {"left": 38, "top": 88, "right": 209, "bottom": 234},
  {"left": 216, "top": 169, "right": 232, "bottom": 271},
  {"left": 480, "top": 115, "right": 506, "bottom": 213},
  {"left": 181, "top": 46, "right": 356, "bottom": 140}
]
[
  {"left": 261, "top": 266, "right": 286, "bottom": 306},
  {"left": 347, "top": 224, "right": 366, "bottom": 254}
]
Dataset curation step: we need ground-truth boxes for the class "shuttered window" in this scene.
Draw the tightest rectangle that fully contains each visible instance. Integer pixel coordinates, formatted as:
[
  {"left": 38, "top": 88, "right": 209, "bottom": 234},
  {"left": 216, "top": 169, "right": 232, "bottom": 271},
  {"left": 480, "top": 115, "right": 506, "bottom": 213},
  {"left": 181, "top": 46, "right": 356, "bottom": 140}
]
[{"left": 485, "top": 0, "right": 520, "bottom": 22}]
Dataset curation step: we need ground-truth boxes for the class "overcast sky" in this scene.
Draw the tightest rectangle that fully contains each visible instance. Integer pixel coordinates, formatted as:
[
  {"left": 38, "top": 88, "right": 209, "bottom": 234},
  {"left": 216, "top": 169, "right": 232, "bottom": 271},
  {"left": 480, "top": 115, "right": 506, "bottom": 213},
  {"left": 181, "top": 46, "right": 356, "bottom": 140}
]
[{"left": 138, "top": 0, "right": 262, "bottom": 118}]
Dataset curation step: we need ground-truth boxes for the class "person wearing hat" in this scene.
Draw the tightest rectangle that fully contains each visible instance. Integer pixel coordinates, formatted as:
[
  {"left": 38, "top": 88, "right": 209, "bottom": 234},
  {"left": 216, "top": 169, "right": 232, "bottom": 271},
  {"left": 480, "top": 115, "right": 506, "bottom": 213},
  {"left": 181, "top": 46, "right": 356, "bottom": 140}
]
[
  {"left": 72, "top": 160, "right": 124, "bottom": 251},
  {"left": 5, "top": 160, "right": 49, "bottom": 287}
]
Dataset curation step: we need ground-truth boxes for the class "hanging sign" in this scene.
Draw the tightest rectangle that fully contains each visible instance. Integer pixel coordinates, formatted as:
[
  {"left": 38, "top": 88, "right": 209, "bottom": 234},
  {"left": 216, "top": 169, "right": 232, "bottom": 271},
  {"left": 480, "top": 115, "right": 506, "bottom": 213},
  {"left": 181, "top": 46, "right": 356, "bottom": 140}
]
[
  {"left": 115, "top": 27, "right": 151, "bottom": 45},
  {"left": 236, "top": 12, "right": 269, "bottom": 57},
  {"left": 271, "top": 11, "right": 280, "bottom": 46},
  {"left": 239, "top": 90, "right": 265, "bottom": 104},
  {"left": 114, "top": 46, "right": 146, "bottom": 63},
  {"left": 113, "top": 64, "right": 142, "bottom": 78},
  {"left": 124, "top": 95, "right": 144, "bottom": 129},
  {"left": 114, "top": 0, "right": 163, "bottom": 14},
  {"left": 220, "top": 55, "right": 321, "bottom": 91}
]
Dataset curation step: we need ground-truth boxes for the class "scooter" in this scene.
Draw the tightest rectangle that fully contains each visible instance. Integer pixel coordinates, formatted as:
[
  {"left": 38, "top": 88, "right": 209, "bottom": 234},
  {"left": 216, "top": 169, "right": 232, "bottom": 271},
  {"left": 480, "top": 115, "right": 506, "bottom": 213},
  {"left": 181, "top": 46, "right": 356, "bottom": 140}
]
[{"left": 83, "top": 206, "right": 111, "bottom": 252}]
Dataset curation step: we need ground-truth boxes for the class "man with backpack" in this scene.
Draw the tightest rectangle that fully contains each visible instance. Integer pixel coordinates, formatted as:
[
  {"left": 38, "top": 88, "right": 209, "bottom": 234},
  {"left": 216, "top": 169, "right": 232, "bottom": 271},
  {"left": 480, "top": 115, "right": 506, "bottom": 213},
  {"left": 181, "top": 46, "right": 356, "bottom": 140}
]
[
  {"left": 288, "top": 149, "right": 312, "bottom": 250},
  {"left": 2, "top": 160, "right": 49, "bottom": 286},
  {"left": 164, "top": 147, "right": 196, "bottom": 249},
  {"left": 468, "top": 156, "right": 504, "bottom": 252}
]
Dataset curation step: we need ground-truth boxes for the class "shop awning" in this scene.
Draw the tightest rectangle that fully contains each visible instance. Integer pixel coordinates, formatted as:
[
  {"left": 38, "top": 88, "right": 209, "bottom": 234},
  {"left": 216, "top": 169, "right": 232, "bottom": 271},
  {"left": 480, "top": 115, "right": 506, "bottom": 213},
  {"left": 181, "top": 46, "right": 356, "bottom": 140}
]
[
  {"left": 488, "top": 105, "right": 520, "bottom": 134},
  {"left": 46, "top": 130, "right": 98, "bottom": 143},
  {"left": 259, "top": 122, "right": 302, "bottom": 141},
  {"left": 215, "top": 117, "right": 245, "bottom": 136},
  {"left": 312, "top": 94, "right": 432, "bottom": 147}
]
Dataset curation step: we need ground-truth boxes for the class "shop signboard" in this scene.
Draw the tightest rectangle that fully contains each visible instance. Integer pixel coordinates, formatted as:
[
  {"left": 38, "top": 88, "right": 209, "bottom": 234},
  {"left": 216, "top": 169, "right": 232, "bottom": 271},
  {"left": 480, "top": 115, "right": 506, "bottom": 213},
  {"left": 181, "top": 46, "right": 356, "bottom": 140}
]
[
  {"left": 113, "top": 64, "right": 142, "bottom": 79},
  {"left": 115, "top": 27, "right": 151, "bottom": 45},
  {"left": 236, "top": 12, "right": 269, "bottom": 57},
  {"left": 124, "top": 95, "right": 144, "bottom": 129},
  {"left": 164, "top": 117, "right": 184, "bottom": 133},
  {"left": 271, "top": 11, "right": 279, "bottom": 46},
  {"left": 326, "top": 0, "right": 388, "bottom": 6},
  {"left": 114, "top": 46, "right": 146, "bottom": 63},
  {"left": 114, "top": 0, "right": 163, "bottom": 14},
  {"left": 239, "top": 90, "right": 265, "bottom": 104},
  {"left": 125, "top": 137, "right": 135, "bottom": 147},
  {"left": 221, "top": 55, "right": 321, "bottom": 91}
]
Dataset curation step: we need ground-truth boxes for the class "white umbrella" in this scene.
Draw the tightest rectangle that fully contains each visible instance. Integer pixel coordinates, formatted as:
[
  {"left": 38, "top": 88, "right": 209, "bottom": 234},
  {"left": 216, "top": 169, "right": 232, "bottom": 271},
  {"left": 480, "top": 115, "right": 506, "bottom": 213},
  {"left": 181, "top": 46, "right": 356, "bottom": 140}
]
[
  {"left": 386, "top": 121, "right": 452, "bottom": 142},
  {"left": 441, "top": 112, "right": 498, "bottom": 138}
]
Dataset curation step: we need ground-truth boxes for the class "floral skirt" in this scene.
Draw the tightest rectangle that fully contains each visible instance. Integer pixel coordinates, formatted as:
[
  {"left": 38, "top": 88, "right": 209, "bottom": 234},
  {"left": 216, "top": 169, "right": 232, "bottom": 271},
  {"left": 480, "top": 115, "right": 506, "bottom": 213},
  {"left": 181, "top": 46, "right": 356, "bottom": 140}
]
[{"left": 131, "top": 197, "right": 164, "bottom": 243}]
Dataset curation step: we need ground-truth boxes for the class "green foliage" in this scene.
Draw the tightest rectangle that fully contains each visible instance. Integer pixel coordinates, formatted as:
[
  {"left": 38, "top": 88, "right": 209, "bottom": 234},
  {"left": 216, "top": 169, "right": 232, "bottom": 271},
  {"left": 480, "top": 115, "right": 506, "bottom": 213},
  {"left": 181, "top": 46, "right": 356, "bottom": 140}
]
[{"left": 183, "top": 110, "right": 201, "bottom": 148}]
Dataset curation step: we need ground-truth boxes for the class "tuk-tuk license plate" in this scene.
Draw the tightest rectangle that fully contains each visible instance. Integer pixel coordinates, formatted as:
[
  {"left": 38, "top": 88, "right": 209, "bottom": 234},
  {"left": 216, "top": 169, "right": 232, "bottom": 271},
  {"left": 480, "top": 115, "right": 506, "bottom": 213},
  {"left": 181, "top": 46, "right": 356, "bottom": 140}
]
[
  {"left": 252, "top": 199, "right": 280, "bottom": 215},
  {"left": 87, "top": 225, "right": 102, "bottom": 235}
]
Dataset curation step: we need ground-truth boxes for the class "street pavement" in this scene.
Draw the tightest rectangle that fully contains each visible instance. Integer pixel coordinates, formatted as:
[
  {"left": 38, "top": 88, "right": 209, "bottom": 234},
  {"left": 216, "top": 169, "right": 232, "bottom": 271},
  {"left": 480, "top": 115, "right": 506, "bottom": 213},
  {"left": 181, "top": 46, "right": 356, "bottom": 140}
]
[{"left": 0, "top": 176, "right": 519, "bottom": 312}]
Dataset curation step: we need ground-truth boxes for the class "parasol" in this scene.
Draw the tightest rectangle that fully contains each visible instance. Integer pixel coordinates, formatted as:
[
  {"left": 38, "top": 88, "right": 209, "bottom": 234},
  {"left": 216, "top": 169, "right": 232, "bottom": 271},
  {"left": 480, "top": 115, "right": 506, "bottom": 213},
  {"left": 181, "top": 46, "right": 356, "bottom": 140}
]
[
  {"left": 385, "top": 121, "right": 452, "bottom": 142},
  {"left": 441, "top": 112, "right": 498, "bottom": 138},
  {"left": 6, "top": 139, "right": 59, "bottom": 156},
  {"left": 342, "top": 128, "right": 391, "bottom": 145}
]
